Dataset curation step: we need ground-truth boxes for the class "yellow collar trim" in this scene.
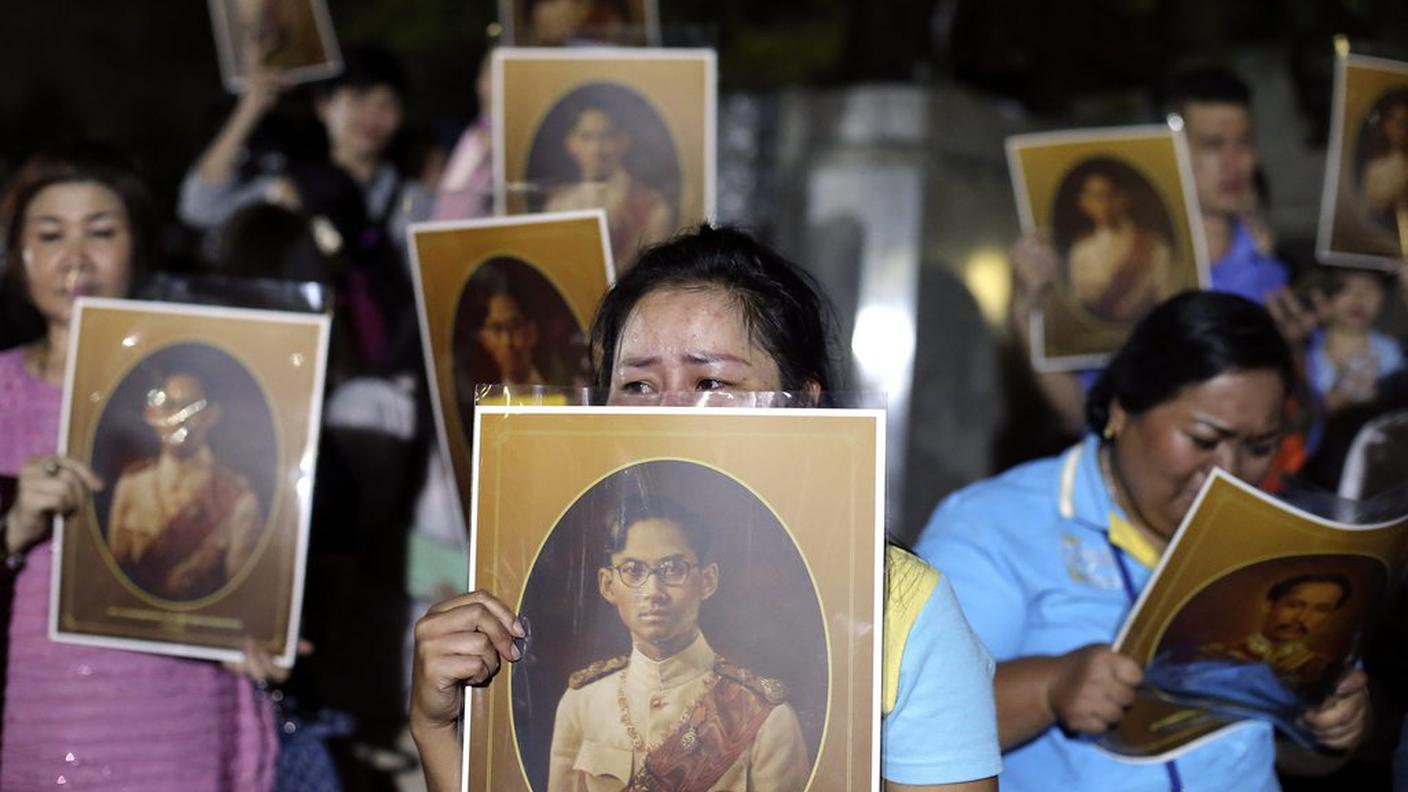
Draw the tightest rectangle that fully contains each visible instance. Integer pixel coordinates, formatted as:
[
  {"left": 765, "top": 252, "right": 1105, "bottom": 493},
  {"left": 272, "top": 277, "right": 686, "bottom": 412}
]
[{"left": 1107, "top": 512, "right": 1161, "bottom": 569}]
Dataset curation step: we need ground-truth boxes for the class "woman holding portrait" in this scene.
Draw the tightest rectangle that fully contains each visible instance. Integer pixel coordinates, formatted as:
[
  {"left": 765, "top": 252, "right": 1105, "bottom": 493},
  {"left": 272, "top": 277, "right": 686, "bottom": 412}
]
[
  {"left": 410, "top": 225, "right": 1001, "bottom": 791},
  {"left": 914, "top": 291, "right": 1371, "bottom": 791},
  {"left": 0, "top": 142, "right": 280, "bottom": 790}
]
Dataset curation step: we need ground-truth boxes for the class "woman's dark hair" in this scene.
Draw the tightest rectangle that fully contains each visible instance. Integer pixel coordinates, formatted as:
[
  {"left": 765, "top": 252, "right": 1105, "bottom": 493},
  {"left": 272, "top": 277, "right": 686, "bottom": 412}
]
[
  {"left": 1085, "top": 291, "right": 1294, "bottom": 433},
  {"left": 215, "top": 202, "right": 330, "bottom": 283},
  {"left": 588, "top": 224, "right": 838, "bottom": 396},
  {"left": 0, "top": 140, "right": 155, "bottom": 346}
]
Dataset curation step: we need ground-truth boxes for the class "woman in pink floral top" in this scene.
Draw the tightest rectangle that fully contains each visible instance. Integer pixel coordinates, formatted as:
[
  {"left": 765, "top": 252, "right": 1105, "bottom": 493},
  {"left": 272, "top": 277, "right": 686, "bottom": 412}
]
[{"left": 0, "top": 142, "right": 277, "bottom": 790}]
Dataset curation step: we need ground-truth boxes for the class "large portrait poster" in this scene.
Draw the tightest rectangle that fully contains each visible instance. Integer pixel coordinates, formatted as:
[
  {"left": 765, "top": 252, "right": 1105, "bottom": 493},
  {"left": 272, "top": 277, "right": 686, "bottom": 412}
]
[
  {"left": 1318, "top": 49, "right": 1408, "bottom": 269},
  {"left": 410, "top": 211, "right": 614, "bottom": 528},
  {"left": 51, "top": 298, "right": 329, "bottom": 666},
  {"left": 464, "top": 407, "right": 885, "bottom": 792},
  {"left": 493, "top": 48, "right": 716, "bottom": 273},
  {"left": 207, "top": 0, "right": 342, "bottom": 92},
  {"left": 1008, "top": 124, "right": 1209, "bottom": 371},
  {"left": 1102, "top": 470, "right": 1408, "bottom": 762},
  {"left": 498, "top": 0, "right": 661, "bottom": 46}
]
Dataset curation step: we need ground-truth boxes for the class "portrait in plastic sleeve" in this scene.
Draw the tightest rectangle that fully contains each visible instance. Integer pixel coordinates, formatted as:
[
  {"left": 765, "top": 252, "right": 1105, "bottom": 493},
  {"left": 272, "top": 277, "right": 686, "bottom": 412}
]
[
  {"left": 408, "top": 212, "right": 614, "bottom": 529},
  {"left": 464, "top": 407, "right": 883, "bottom": 792},
  {"left": 451, "top": 256, "right": 592, "bottom": 431},
  {"left": 1319, "top": 51, "right": 1408, "bottom": 268},
  {"left": 52, "top": 300, "right": 327, "bottom": 665},
  {"left": 208, "top": 0, "right": 342, "bottom": 91},
  {"left": 1007, "top": 126, "right": 1206, "bottom": 371},
  {"left": 517, "top": 460, "right": 824, "bottom": 792},
  {"left": 494, "top": 49, "right": 715, "bottom": 274},
  {"left": 527, "top": 83, "right": 681, "bottom": 274},
  {"left": 500, "top": 0, "right": 660, "bottom": 46},
  {"left": 1138, "top": 555, "right": 1386, "bottom": 748},
  {"left": 1100, "top": 470, "right": 1408, "bottom": 760},
  {"left": 96, "top": 343, "right": 276, "bottom": 602},
  {"left": 1051, "top": 157, "right": 1178, "bottom": 326}
]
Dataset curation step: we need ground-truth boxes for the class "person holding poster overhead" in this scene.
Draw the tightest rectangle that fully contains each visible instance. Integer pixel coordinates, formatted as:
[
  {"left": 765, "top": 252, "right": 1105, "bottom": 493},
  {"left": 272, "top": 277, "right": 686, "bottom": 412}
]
[
  {"left": 1009, "top": 68, "right": 1302, "bottom": 437},
  {"left": 410, "top": 226, "right": 1001, "bottom": 791},
  {"left": 0, "top": 143, "right": 279, "bottom": 789},
  {"left": 915, "top": 292, "right": 1370, "bottom": 791}
]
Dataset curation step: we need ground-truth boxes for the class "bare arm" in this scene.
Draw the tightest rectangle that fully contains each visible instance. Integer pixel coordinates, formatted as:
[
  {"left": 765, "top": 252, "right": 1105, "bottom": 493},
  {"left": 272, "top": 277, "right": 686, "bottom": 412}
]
[
  {"left": 1010, "top": 231, "right": 1086, "bottom": 435},
  {"left": 995, "top": 645, "right": 1142, "bottom": 750},
  {"left": 410, "top": 590, "right": 524, "bottom": 792},
  {"left": 193, "top": 66, "right": 288, "bottom": 188}
]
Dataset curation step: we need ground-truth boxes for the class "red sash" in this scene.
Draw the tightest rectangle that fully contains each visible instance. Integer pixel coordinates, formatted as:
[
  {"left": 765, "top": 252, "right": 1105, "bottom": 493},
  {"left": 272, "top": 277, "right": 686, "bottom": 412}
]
[
  {"left": 631, "top": 675, "right": 777, "bottom": 792},
  {"left": 128, "top": 468, "right": 244, "bottom": 599},
  {"left": 1090, "top": 230, "right": 1158, "bottom": 321}
]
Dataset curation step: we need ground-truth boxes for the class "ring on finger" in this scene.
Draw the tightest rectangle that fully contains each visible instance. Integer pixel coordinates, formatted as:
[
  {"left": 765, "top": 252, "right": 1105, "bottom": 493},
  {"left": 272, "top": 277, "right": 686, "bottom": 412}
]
[{"left": 42, "top": 458, "right": 61, "bottom": 477}]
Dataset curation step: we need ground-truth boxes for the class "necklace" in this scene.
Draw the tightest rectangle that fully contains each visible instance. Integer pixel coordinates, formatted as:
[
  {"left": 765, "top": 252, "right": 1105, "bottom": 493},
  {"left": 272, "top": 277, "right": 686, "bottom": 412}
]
[
  {"left": 1097, "top": 443, "right": 1167, "bottom": 553},
  {"left": 616, "top": 664, "right": 719, "bottom": 754}
]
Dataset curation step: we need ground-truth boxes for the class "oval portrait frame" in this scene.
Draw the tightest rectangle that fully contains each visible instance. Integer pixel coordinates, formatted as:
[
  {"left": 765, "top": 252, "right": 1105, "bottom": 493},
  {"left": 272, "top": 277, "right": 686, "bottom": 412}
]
[
  {"left": 450, "top": 254, "right": 590, "bottom": 427},
  {"left": 84, "top": 339, "right": 283, "bottom": 610},
  {"left": 523, "top": 79, "right": 683, "bottom": 216},
  {"left": 1353, "top": 86, "right": 1408, "bottom": 237},
  {"left": 506, "top": 457, "right": 832, "bottom": 792},
  {"left": 1147, "top": 552, "right": 1389, "bottom": 703},
  {"left": 1050, "top": 154, "right": 1179, "bottom": 327}
]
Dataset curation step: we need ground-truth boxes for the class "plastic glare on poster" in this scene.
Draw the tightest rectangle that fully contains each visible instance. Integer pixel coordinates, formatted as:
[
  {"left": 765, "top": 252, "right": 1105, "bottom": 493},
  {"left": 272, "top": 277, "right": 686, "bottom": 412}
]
[
  {"left": 409, "top": 211, "right": 615, "bottom": 530},
  {"left": 1317, "top": 43, "right": 1408, "bottom": 269},
  {"left": 492, "top": 47, "right": 717, "bottom": 274},
  {"left": 498, "top": 0, "right": 661, "bottom": 46},
  {"left": 1100, "top": 469, "right": 1408, "bottom": 762},
  {"left": 462, "top": 405, "right": 885, "bottom": 792},
  {"left": 208, "top": 0, "right": 342, "bottom": 92},
  {"left": 49, "top": 298, "right": 330, "bottom": 667},
  {"left": 1007, "top": 123, "right": 1210, "bottom": 372}
]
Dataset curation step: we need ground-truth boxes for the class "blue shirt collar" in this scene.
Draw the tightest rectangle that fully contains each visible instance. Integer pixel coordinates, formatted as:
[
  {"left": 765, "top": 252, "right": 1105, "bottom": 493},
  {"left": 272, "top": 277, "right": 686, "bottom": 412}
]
[{"left": 1058, "top": 434, "right": 1123, "bottom": 533}]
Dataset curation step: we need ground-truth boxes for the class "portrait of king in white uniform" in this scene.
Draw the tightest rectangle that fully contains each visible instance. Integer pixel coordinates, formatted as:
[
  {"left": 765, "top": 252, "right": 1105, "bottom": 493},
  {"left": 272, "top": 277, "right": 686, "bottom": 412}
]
[{"left": 545, "top": 488, "right": 811, "bottom": 792}]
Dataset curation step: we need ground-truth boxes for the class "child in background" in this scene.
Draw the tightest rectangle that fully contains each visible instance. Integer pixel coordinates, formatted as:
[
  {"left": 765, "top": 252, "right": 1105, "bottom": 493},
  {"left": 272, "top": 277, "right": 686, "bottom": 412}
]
[{"left": 1306, "top": 268, "right": 1404, "bottom": 412}]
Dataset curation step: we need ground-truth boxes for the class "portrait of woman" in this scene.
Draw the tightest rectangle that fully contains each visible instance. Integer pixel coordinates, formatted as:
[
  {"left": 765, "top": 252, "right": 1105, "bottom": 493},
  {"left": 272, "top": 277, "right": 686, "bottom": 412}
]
[
  {"left": 526, "top": 82, "right": 681, "bottom": 271},
  {"left": 92, "top": 341, "right": 277, "bottom": 602},
  {"left": 450, "top": 256, "right": 589, "bottom": 426},
  {"left": 1052, "top": 157, "right": 1178, "bottom": 325},
  {"left": 510, "top": 459, "right": 828, "bottom": 792},
  {"left": 1356, "top": 87, "right": 1408, "bottom": 253}
]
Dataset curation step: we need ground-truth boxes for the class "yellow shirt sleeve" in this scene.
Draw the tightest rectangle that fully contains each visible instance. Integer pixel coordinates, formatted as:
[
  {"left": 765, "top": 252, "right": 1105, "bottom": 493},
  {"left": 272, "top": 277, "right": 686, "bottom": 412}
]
[{"left": 882, "top": 545, "right": 941, "bottom": 716}]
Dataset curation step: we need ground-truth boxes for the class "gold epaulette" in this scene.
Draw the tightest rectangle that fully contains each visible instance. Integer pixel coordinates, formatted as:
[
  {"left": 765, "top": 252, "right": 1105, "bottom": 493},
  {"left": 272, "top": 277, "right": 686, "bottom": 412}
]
[
  {"left": 568, "top": 655, "right": 628, "bottom": 689},
  {"left": 715, "top": 658, "right": 788, "bottom": 705}
]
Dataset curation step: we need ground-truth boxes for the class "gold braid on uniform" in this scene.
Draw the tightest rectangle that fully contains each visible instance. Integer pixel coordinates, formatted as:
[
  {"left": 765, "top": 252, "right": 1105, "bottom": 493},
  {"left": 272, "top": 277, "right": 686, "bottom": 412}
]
[
  {"left": 714, "top": 658, "right": 788, "bottom": 705},
  {"left": 568, "top": 655, "right": 629, "bottom": 689}
]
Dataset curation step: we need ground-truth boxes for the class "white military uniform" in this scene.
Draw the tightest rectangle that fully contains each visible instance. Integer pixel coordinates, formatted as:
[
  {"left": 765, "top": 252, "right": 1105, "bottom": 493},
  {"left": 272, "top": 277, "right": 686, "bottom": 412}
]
[{"left": 547, "top": 635, "right": 809, "bottom": 792}]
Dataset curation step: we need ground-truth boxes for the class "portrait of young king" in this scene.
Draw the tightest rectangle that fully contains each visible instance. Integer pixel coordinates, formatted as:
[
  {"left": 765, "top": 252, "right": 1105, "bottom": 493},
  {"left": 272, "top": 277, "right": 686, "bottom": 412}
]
[
  {"left": 504, "top": 460, "right": 821, "bottom": 792},
  {"left": 409, "top": 225, "right": 1002, "bottom": 792}
]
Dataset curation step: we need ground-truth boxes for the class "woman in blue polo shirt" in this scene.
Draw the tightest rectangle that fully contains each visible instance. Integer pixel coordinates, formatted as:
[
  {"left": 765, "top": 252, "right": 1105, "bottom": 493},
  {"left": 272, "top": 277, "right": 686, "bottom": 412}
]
[{"left": 916, "top": 291, "right": 1371, "bottom": 791}]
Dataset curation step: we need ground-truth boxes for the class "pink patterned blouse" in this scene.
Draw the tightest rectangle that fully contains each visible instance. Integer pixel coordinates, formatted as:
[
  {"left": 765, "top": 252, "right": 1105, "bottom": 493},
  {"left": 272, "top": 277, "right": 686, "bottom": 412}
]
[{"left": 0, "top": 346, "right": 277, "bottom": 790}]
